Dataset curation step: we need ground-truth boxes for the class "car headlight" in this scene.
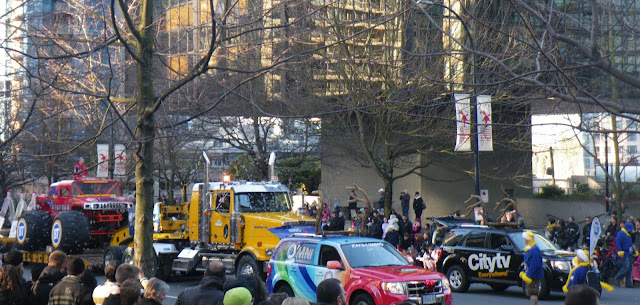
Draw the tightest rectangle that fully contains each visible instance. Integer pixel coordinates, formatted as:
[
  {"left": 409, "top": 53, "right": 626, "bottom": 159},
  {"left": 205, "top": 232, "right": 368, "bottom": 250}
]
[
  {"left": 551, "top": 260, "right": 571, "bottom": 271},
  {"left": 381, "top": 282, "right": 406, "bottom": 295},
  {"left": 442, "top": 278, "right": 451, "bottom": 291}
]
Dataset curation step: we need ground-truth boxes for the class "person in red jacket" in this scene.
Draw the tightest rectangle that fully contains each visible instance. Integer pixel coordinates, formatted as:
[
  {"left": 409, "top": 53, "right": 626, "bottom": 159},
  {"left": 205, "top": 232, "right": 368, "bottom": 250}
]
[{"left": 74, "top": 157, "right": 88, "bottom": 179}]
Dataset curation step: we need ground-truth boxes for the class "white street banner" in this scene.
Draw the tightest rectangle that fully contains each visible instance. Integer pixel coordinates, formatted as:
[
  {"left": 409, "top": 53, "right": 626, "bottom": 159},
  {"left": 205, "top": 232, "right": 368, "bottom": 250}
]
[
  {"left": 455, "top": 94, "right": 471, "bottom": 151},
  {"left": 26, "top": 192, "right": 36, "bottom": 211},
  {"left": 115, "top": 144, "right": 126, "bottom": 176},
  {"left": 477, "top": 95, "right": 493, "bottom": 151},
  {"left": 589, "top": 217, "right": 601, "bottom": 263},
  {"left": 97, "top": 144, "right": 109, "bottom": 178},
  {"left": 14, "top": 192, "right": 25, "bottom": 220},
  {"left": 0, "top": 191, "right": 13, "bottom": 228}
]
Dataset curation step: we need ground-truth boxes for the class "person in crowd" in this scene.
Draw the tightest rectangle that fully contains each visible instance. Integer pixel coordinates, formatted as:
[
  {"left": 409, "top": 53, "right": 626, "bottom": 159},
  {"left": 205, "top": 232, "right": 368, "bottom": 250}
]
[
  {"left": 347, "top": 190, "right": 358, "bottom": 221},
  {"left": 103, "top": 264, "right": 142, "bottom": 305},
  {"left": 505, "top": 211, "right": 516, "bottom": 223},
  {"left": 411, "top": 219, "right": 422, "bottom": 239},
  {"left": 563, "top": 249, "right": 613, "bottom": 293},
  {"left": 175, "top": 262, "right": 226, "bottom": 305},
  {"left": 224, "top": 273, "right": 268, "bottom": 304},
  {"left": 93, "top": 262, "right": 119, "bottom": 305},
  {"left": 399, "top": 189, "right": 410, "bottom": 217},
  {"left": 520, "top": 231, "right": 543, "bottom": 305},
  {"left": 431, "top": 222, "right": 448, "bottom": 246},
  {"left": 82, "top": 269, "right": 97, "bottom": 295},
  {"left": 413, "top": 233, "right": 424, "bottom": 251},
  {"left": 384, "top": 222, "right": 400, "bottom": 248},
  {"left": 32, "top": 250, "right": 67, "bottom": 305},
  {"left": 3, "top": 250, "right": 24, "bottom": 277},
  {"left": 140, "top": 278, "right": 169, "bottom": 305},
  {"left": 48, "top": 257, "right": 94, "bottom": 305},
  {"left": 605, "top": 215, "right": 618, "bottom": 244},
  {"left": 413, "top": 192, "right": 425, "bottom": 221},
  {"left": 0, "top": 264, "right": 27, "bottom": 305},
  {"left": 517, "top": 214, "right": 527, "bottom": 228},
  {"left": 398, "top": 233, "right": 413, "bottom": 251},
  {"left": 332, "top": 203, "right": 341, "bottom": 218},
  {"left": 74, "top": 157, "right": 89, "bottom": 179},
  {"left": 266, "top": 292, "right": 289, "bottom": 305},
  {"left": 376, "top": 188, "right": 385, "bottom": 214},
  {"left": 423, "top": 223, "right": 432, "bottom": 241},
  {"left": 567, "top": 216, "right": 580, "bottom": 250},
  {"left": 381, "top": 217, "right": 389, "bottom": 239},
  {"left": 555, "top": 219, "right": 571, "bottom": 250},
  {"left": 417, "top": 246, "right": 437, "bottom": 271},
  {"left": 420, "top": 232, "right": 431, "bottom": 251},
  {"left": 223, "top": 287, "right": 252, "bottom": 305},
  {"left": 613, "top": 221, "right": 638, "bottom": 287},
  {"left": 27, "top": 264, "right": 46, "bottom": 294},
  {"left": 282, "top": 297, "right": 310, "bottom": 305},
  {"left": 545, "top": 218, "right": 557, "bottom": 241},
  {"left": 582, "top": 217, "right": 592, "bottom": 248},
  {"left": 368, "top": 211, "right": 383, "bottom": 239},
  {"left": 400, "top": 215, "right": 412, "bottom": 237},
  {"left": 564, "top": 285, "right": 600, "bottom": 305},
  {"left": 336, "top": 211, "right": 345, "bottom": 231},
  {"left": 119, "top": 279, "right": 142, "bottom": 305},
  {"left": 315, "top": 278, "right": 346, "bottom": 305}
]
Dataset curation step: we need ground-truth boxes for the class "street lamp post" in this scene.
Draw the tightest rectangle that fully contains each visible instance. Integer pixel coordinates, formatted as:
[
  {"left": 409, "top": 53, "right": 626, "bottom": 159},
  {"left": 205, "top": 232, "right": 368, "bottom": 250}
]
[{"left": 416, "top": 0, "right": 480, "bottom": 196}]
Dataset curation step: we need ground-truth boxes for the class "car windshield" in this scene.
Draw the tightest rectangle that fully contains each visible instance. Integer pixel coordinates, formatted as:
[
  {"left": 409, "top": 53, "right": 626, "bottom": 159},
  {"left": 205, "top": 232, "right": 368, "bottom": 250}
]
[
  {"left": 71, "top": 181, "right": 121, "bottom": 196},
  {"left": 234, "top": 192, "right": 292, "bottom": 213},
  {"left": 508, "top": 232, "right": 560, "bottom": 251},
  {"left": 341, "top": 242, "right": 409, "bottom": 268}
]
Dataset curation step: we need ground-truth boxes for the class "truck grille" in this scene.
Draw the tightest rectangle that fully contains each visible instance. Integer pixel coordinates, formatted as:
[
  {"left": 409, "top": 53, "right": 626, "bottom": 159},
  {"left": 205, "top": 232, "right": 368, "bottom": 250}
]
[
  {"left": 406, "top": 280, "right": 442, "bottom": 297},
  {"left": 83, "top": 202, "right": 132, "bottom": 210}
]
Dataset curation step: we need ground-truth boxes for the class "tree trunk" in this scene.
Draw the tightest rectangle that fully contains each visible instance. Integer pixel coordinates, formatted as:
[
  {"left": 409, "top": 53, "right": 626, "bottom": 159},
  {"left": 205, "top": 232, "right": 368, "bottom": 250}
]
[
  {"left": 384, "top": 178, "right": 393, "bottom": 217},
  {"left": 133, "top": 0, "right": 157, "bottom": 277}
]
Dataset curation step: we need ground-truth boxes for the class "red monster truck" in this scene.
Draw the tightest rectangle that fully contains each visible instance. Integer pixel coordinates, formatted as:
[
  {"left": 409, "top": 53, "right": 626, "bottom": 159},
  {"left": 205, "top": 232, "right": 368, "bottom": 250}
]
[{"left": 16, "top": 177, "right": 132, "bottom": 254}]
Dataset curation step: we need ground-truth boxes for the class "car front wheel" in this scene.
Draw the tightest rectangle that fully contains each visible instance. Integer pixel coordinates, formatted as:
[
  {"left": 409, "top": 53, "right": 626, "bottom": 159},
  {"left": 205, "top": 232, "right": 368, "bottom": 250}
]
[
  {"left": 350, "top": 293, "right": 375, "bottom": 305},
  {"left": 446, "top": 265, "right": 470, "bottom": 292}
]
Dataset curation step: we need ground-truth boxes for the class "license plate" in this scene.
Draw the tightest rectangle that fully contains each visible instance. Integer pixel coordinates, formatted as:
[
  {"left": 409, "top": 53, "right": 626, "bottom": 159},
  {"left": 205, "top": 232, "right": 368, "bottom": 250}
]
[{"left": 422, "top": 294, "right": 437, "bottom": 304}]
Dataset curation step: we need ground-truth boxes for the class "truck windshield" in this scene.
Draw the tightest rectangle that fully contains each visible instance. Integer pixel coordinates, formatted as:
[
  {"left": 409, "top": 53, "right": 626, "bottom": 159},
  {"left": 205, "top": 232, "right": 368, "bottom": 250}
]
[
  {"left": 341, "top": 242, "right": 409, "bottom": 268},
  {"left": 71, "top": 181, "right": 121, "bottom": 196},
  {"left": 234, "top": 192, "right": 291, "bottom": 213}
]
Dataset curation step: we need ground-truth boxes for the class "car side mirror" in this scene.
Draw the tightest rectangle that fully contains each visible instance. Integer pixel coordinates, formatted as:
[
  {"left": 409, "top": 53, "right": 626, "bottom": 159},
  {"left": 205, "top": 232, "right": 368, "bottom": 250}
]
[
  {"left": 327, "top": 260, "right": 343, "bottom": 270},
  {"left": 500, "top": 244, "right": 514, "bottom": 252}
]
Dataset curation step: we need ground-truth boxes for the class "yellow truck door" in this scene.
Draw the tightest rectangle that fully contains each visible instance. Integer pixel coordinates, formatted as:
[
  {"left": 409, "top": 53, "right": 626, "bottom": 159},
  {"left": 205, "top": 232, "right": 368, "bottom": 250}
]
[{"left": 210, "top": 191, "right": 232, "bottom": 243}]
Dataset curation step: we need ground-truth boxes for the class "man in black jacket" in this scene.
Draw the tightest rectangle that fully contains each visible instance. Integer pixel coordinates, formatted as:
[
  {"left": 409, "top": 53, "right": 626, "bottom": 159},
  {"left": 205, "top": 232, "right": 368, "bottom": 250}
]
[
  {"left": 175, "top": 262, "right": 226, "bottom": 305},
  {"left": 581, "top": 217, "right": 592, "bottom": 248},
  {"left": 413, "top": 192, "right": 425, "bottom": 221},
  {"left": 32, "top": 250, "right": 67, "bottom": 305},
  {"left": 567, "top": 216, "right": 581, "bottom": 250},
  {"left": 102, "top": 264, "right": 142, "bottom": 305},
  {"left": 48, "top": 257, "right": 94, "bottom": 305}
]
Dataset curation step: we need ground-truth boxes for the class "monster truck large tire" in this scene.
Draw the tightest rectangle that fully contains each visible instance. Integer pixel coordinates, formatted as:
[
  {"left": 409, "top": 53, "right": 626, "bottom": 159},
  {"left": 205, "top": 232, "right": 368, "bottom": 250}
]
[
  {"left": 51, "top": 211, "right": 90, "bottom": 254},
  {"left": 16, "top": 211, "right": 52, "bottom": 251}
]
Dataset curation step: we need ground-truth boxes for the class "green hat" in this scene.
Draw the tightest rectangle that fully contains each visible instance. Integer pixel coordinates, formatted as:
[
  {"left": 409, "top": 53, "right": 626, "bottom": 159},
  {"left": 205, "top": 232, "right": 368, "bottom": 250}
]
[{"left": 223, "top": 287, "right": 252, "bottom": 305}]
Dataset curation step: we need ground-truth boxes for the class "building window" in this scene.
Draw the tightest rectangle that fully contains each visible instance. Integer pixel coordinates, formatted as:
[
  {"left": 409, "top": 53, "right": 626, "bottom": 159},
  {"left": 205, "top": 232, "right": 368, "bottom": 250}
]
[
  {"left": 629, "top": 133, "right": 637, "bottom": 142},
  {"left": 629, "top": 146, "right": 637, "bottom": 154},
  {"left": 168, "top": 55, "right": 189, "bottom": 78},
  {"left": 166, "top": 3, "right": 194, "bottom": 32}
]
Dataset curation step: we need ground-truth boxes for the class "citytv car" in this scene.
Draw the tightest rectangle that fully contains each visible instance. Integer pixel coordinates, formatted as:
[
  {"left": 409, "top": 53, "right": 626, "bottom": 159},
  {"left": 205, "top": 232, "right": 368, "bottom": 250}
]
[
  {"left": 266, "top": 234, "right": 452, "bottom": 305},
  {"left": 434, "top": 225, "right": 574, "bottom": 299}
]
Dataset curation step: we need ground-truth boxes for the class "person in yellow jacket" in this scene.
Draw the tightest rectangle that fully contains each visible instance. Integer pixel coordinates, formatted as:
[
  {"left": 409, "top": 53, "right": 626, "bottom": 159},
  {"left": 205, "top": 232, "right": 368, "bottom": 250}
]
[{"left": 562, "top": 249, "right": 614, "bottom": 293}]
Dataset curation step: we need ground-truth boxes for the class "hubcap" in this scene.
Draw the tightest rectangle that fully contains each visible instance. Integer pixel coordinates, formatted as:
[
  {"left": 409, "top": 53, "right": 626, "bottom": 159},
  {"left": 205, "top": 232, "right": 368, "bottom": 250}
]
[
  {"left": 449, "top": 270, "right": 462, "bottom": 288},
  {"left": 240, "top": 264, "right": 254, "bottom": 275},
  {"left": 104, "top": 251, "right": 115, "bottom": 266}
]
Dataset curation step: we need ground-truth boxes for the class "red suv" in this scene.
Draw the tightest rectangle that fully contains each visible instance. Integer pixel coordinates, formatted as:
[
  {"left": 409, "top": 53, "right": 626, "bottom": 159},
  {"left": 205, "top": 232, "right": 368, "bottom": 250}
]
[{"left": 266, "top": 235, "right": 452, "bottom": 305}]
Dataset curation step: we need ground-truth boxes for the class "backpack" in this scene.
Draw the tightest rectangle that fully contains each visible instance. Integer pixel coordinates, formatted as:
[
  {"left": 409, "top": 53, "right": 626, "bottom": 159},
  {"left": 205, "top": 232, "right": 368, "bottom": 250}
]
[{"left": 585, "top": 267, "right": 602, "bottom": 292}]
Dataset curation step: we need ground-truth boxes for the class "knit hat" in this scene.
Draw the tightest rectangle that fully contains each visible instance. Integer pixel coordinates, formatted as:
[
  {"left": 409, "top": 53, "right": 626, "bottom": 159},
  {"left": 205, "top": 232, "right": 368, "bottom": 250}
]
[
  {"left": 575, "top": 249, "right": 589, "bottom": 263},
  {"left": 624, "top": 222, "right": 634, "bottom": 233},
  {"left": 522, "top": 231, "right": 534, "bottom": 241},
  {"left": 378, "top": 188, "right": 384, "bottom": 192},
  {"left": 223, "top": 287, "right": 252, "bottom": 305}
]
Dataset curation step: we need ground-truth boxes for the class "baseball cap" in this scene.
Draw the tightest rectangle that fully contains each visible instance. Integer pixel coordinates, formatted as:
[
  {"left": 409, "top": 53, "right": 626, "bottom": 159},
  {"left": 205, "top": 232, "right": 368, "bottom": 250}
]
[
  {"left": 223, "top": 287, "right": 252, "bottom": 305},
  {"left": 378, "top": 188, "right": 384, "bottom": 192}
]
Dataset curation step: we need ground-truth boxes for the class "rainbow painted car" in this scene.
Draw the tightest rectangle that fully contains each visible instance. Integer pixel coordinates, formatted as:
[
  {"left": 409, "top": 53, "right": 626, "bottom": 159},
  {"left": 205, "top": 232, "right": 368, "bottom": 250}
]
[{"left": 266, "top": 235, "right": 452, "bottom": 305}]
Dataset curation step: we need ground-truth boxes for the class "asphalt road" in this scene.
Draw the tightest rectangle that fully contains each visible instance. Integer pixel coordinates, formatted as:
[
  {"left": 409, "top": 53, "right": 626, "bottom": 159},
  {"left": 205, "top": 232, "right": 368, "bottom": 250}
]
[{"left": 25, "top": 266, "right": 640, "bottom": 304}]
